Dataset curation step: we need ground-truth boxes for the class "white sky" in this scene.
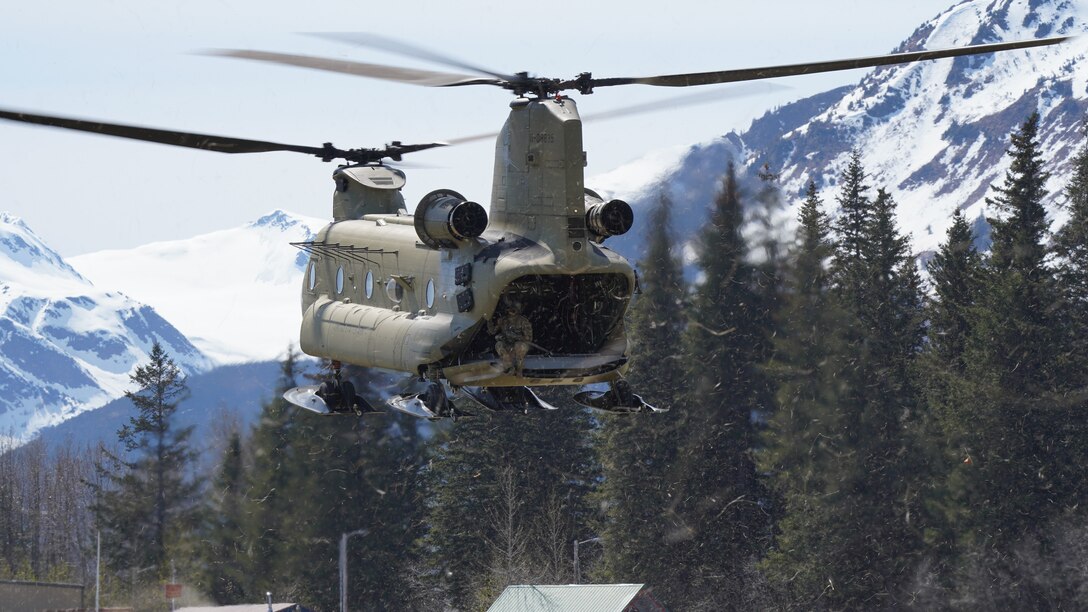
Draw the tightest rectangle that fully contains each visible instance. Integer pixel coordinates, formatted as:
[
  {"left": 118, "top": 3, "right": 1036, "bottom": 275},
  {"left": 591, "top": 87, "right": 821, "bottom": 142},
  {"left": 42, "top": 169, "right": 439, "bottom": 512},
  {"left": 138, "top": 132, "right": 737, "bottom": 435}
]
[{"left": 0, "top": 0, "right": 959, "bottom": 256}]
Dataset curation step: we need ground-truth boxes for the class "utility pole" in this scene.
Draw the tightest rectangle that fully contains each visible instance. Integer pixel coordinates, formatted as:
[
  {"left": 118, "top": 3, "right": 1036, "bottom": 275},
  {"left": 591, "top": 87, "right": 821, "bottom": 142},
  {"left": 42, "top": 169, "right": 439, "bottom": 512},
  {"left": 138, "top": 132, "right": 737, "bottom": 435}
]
[
  {"left": 339, "top": 529, "right": 368, "bottom": 612},
  {"left": 573, "top": 537, "right": 602, "bottom": 584},
  {"left": 95, "top": 531, "right": 100, "bottom": 612}
]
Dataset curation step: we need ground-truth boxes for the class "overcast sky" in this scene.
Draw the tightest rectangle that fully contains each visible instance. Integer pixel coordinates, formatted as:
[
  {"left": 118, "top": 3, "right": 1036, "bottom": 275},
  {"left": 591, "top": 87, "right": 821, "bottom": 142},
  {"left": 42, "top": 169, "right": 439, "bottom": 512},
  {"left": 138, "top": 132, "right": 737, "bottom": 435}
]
[{"left": 1, "top": 0, "right": 964, "bottom": 256}]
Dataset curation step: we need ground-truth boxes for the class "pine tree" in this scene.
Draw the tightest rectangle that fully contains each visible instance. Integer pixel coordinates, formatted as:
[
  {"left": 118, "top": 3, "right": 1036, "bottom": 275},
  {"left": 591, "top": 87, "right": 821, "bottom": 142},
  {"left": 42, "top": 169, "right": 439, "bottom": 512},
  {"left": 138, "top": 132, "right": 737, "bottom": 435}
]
[
  {"left": 847, "top": 187, "right": 927, "bottom": 606},
  {"left": 920, "top": 209, "right": 985, "bottom": 453},
  {"left": 925, "top": 210, "right": 984, "bottom": 375},
  {"left": 770, "top": 164, "right": 927, "bottom": 606},
  {"left": 424, "top": 405, "right": 597, "bottom": 610},
  {"left": 917, "top": 209, "right": 986, "bottom": 574},
  {"left": 750, "top": 164, "right": 787, "bottom": 337},
  {"left": 749, "top": 166, "right": 787, "bottom": 437},
  {"left": 760, "top": 181, "right": 853, "bottom": 601},
  {"left": 764, "top": 182, "right": 839, "bottom": 472},
  {"left": 831, "top": 150, "right": 871, "bottom": 311},
  {"left": 90, "top": 342, "right": 200, "bottom": 588},
  {"left": 199, "top": 430, "right": 251, "bottom": 603},
  {"left": 1054, "top": 119, "right": 1088, "bottom": 369},
  {"left": 287, "top": 402, "right": 429, "bottom": 611},
  {"left": 237, "top": 357, "right": 431, "bottom": 610},
  {"left": 861, "top": 188, "right": 926, "bottom": 364},
  {"left": 955, "top": 112, "right": 1072, "bottom": 547},
  {"left": 671, "top": 162, "right": 772, "bottom": 608},
  {"left": 424, "top": 416, "right": 509, "bottom": 610},
  {"left": 1053, "top": 122, "right": 1088, "bottom": 499},
  {"left": 926, "top": 111, "right": 1088, "bottom": 608},
  {"left": 242, "top": 351, "right": 312, "bottom": 601},
  {"left": 986, "top": 112, "right": 1051, "bottom": 276},
  {"left": 595, "top": 192, "right": 687, "bottom": 597}
]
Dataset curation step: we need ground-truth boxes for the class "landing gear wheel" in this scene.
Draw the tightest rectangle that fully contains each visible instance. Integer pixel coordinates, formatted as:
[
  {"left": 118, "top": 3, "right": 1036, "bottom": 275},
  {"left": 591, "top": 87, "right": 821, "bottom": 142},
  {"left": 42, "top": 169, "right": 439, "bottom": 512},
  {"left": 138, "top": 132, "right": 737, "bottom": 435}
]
[
  {"left": 423, "top": 382, "right": 442, "bottom": 410},
  {"left": 423, "top": 381, "right": 450, "bottom": 418},
  {"left": 389, "top": 380, "right": 451, "bottom": 419},
  {"left": 318, "top": 381, "right": 336, "bottom": 402},
  {"left": 316, "top": 379, "right": 356, "bottom": 413},
  {"left": 340, "top": 381, "right": 357, "bottom": 412},
  {"left": 283, "top": 368, "right": 379, "bottom": 416},
  {"left": 572, "top": 378, "right": 664, "bottom": 413},
  {"left": 612, "top": 379, "right": 635, "bottom": 406}
]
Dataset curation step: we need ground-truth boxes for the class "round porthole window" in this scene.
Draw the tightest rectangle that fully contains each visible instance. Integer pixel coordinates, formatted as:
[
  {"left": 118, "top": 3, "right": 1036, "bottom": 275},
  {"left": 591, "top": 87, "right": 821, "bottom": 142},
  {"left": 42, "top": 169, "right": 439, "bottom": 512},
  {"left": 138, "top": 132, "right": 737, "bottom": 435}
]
[
  {"left": 426, "top": 279, "right": 436, "bottom": 308},
  {"left": 364, "top": 270, "right": 374, "bottom": 299},
  {"left": 308, "top": 262, "right": 317, "bottom": 291},
  {"left": 336, "top": 266, "right": 345, "bottom": 294},
  {"left": 385, "top": 277, "right": 404, "bottom": 303}
]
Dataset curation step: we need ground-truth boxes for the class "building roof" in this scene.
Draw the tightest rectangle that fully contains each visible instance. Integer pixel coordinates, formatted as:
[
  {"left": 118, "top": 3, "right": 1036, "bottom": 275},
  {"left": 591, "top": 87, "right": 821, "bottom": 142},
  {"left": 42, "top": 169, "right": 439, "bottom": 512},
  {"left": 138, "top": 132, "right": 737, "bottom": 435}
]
[
  {"left": 176, "top": 604, "right": 309, "bottom": 612},
  {"left": 488, "top": 584, "right": 661, "bottom": 612}
]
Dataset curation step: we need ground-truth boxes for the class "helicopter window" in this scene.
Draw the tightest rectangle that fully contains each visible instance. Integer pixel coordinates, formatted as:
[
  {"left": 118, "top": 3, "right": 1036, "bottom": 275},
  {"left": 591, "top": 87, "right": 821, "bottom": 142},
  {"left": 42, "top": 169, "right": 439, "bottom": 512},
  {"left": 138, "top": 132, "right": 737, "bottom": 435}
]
[
  {"left": 308, "top": 262, "right": 317, "bottom": 291},
  {"left": 385, "top": 277, "right": 404, "bottom": 303},
  {"left": 426, "top": 279, "right": 436, "bottom": 308},
  {"left": 365, "top": 270, "right": 374, "bottom": 299},
  {"left": 336, "top": 266, "right": 345, "bottom": 295}
]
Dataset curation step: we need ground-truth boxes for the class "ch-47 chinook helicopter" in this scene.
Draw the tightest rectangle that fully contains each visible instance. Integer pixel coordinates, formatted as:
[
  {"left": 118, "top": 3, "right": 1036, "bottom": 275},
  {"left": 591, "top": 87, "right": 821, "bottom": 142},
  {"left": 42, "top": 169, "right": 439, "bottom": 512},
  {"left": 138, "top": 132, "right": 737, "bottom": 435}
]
[{"left": 0, "top": 33, "right": 1071, "bottom": 419}]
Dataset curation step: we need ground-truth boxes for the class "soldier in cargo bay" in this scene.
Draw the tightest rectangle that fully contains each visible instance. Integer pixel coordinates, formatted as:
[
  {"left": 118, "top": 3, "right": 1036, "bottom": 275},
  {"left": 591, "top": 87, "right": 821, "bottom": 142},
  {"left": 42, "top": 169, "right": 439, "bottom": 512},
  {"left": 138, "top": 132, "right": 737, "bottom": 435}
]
[{"left": 488, "top": 301, "right": 533, "bottom": 377}]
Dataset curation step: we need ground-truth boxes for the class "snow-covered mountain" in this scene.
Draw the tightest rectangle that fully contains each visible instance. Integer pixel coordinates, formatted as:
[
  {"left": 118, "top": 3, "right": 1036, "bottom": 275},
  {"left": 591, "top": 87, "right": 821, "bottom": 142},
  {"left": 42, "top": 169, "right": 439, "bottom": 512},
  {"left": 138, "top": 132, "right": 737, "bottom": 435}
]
[
  {"left": 0, "top": 212, "right": 211, "bottom": 440},
  {"left": 595, "top": 0, "right": 1088, "bottom": 263},
  {"left": 70, "top": 210, "right": 327, "bottom": 364}
]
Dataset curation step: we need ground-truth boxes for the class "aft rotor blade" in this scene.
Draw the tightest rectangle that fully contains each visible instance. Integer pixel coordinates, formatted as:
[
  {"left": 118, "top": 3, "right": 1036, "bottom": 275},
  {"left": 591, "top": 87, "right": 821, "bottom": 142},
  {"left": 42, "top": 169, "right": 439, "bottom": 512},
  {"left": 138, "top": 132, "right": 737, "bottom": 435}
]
[
  {"left": 205, "top": 49, "right": 501, "bottom": 87},
  {"left": 591, "top": 35, "right": 1073, "bottom": 89},
  {"left": 583, "top": 81, "right": 789, "bottom": 123},
  {"left": 0, "top": 107, "right": 327, "bottom": 155},
  {"left": 444, "top": 81, "right": 791, "bottom": 146},
  {"left": 309, "top": 32, "right": 517, "bottom": 82}
]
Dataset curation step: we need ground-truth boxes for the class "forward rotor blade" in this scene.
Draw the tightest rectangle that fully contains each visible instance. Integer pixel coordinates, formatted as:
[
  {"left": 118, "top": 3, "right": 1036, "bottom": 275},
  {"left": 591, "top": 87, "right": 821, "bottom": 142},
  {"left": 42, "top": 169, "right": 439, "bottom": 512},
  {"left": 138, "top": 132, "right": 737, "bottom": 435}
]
[
  {"left": 591, "top": 35, "right": 1073, "bottom": 89},
  {"left": 205, "top": 49, "right": 500, "bottom": 87},
  {"left": 0, "top": 107, "right": 447, "bottom": 163},
  {"left": 0, "top": 107, "right": 327, "bottom": 155},
  {"left": 387, "top": 142, "right": 450, "bottom": 156},
  {"left": 309, "top": 32, "right": 516, "bottom": 82}
]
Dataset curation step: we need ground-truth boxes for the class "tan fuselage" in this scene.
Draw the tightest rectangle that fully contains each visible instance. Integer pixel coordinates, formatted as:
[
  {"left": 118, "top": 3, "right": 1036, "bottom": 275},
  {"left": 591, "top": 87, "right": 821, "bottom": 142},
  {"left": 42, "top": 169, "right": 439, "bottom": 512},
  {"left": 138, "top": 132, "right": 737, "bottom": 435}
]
[{"left": 298, "top": 97, "right": 635, "bottom": 387}]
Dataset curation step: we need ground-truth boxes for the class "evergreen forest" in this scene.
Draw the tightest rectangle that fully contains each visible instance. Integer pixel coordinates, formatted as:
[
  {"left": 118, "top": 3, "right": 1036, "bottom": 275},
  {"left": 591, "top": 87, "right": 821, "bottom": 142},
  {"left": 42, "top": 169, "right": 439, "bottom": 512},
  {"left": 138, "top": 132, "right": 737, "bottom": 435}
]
[{"left": 4, "top": 112, "right": 1088, "bottom": 610}]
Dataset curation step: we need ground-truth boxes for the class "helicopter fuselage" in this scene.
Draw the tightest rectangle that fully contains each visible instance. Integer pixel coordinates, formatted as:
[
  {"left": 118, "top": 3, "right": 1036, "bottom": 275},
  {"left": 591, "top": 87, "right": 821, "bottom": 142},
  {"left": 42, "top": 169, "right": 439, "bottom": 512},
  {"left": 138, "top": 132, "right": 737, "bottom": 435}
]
[{"left": 297, "top": 97, "right": 637, "bottom": 388}]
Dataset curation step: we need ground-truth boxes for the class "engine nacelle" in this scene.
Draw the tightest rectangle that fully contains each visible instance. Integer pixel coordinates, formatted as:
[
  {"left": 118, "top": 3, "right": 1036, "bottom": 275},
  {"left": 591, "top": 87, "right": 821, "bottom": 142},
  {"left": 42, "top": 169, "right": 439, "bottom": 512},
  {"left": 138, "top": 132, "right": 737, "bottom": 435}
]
[
  {"left": 414, "top": 189, "right": 488, "bottom": 249},
  {"left": 585, "top": 198, "right": 633, "bottom": 242}
]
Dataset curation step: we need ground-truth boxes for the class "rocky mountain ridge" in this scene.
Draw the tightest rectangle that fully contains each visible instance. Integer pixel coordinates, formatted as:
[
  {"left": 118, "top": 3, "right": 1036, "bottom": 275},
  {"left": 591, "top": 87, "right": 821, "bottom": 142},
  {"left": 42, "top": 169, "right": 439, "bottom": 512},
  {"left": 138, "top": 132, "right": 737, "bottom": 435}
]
[
  {"left": 0, "top": 212, "right": 211, "bottom": 440},
  {"left": 595, "top": 0, "right": 1087, "bottom": 266}
]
